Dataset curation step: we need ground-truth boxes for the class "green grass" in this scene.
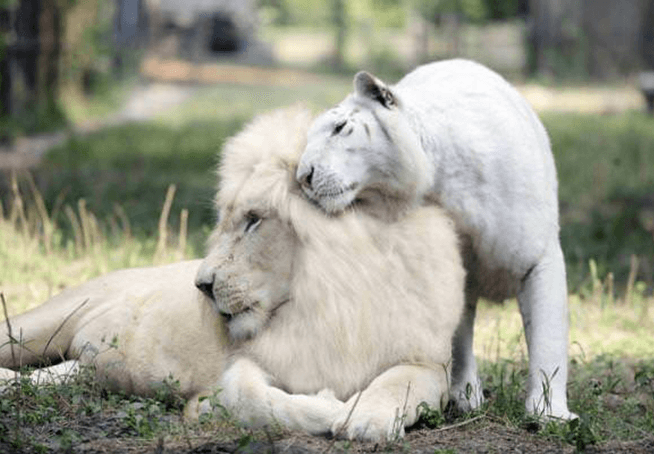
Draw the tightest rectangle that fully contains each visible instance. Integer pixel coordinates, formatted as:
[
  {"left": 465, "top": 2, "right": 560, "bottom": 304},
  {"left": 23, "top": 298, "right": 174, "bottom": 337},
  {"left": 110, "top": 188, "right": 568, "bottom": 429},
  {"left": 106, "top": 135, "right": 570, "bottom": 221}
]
[
  {"left": 0, "top": 364, "right": 265, "bottom": 453},
  {"left": 34, "top": 121, "right": 235, "bottom": 255},
  {"left": 543, "top": 112, "right": 654, "bottom": 292},
  {"left": 472, "top": 295, "right": 654, "bottom": 450}
]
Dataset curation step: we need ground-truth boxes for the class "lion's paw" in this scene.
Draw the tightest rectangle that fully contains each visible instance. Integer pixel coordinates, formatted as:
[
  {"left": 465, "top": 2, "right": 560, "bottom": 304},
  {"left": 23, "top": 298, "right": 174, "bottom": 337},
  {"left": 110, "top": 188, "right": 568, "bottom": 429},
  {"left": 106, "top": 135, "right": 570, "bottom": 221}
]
[
  {"left": 331, "top": 403, "right": 405, "bottom": 442},
  {"left": 0, "top": 368, "right": 18, "bottom": 395}
]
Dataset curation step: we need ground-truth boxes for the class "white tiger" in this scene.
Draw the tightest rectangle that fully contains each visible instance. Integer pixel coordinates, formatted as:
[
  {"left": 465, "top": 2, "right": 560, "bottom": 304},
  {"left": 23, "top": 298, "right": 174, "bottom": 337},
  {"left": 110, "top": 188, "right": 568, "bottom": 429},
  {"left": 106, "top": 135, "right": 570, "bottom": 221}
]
[{"left": 296, "top": 59, "right": 575, "bottom": 420}]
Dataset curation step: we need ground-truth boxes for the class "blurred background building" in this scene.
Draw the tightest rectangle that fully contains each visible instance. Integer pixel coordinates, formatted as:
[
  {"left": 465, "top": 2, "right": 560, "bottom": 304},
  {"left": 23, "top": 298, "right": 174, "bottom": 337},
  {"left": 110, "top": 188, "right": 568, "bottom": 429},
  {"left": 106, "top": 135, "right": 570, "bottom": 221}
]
[{"left": 0, "top": 0, "right": 653, "bottom": 135}]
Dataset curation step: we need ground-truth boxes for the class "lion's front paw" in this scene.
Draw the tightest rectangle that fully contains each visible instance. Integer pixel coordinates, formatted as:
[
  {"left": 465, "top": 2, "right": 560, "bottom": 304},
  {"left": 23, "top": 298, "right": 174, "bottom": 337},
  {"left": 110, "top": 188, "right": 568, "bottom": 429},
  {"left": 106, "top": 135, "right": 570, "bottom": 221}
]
[{"left": 331, "top": 402, "right": 405, "bottom": 442}]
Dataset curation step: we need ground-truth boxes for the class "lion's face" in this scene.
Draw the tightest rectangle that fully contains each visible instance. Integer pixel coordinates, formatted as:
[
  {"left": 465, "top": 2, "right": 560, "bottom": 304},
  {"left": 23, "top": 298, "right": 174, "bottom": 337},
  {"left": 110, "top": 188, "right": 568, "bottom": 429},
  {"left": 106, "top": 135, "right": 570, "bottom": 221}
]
[
  {"left": 296, "top": 96, "right": 398, "bottom": 214},
  {"left": 195, "top": 203, "right": 297, "bottom": 341}
]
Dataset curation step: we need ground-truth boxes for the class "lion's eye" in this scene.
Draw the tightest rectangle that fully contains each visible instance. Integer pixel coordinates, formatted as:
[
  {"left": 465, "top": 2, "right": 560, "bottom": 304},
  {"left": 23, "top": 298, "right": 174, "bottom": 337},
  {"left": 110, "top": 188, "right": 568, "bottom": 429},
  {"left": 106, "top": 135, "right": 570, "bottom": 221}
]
[
  {"left": 244, "top": 211, "right": 262, "bottom": 233},
  {"left": 333, "top": 121, "right": 347, "bottom": 135}
]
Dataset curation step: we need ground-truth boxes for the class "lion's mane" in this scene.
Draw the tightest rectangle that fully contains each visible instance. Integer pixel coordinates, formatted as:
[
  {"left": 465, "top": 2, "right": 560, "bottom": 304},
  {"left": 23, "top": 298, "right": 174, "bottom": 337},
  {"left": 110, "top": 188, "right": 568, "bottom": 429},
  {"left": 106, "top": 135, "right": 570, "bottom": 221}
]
[{"left": 212, "top": 106, "right": 465, "bottom": 402}]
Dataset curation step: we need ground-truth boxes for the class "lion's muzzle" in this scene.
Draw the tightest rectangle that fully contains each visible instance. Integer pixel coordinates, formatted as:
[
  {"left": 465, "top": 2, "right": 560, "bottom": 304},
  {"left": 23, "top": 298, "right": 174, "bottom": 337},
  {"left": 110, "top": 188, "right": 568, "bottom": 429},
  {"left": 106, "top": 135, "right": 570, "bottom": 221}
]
[{"left": 195, "top": 265, "right": 253, "bottom": 315}]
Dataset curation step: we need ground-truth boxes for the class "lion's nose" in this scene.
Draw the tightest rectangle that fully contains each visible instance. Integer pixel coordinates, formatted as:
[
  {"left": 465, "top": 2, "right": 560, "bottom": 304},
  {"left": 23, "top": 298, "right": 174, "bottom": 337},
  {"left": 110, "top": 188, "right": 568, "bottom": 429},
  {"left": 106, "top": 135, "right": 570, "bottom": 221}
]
[
  {"left": 297, "top": 164, "right": 314, "bottom": 190},
  {"left": 195, "top": 273, "right": 215, "bottom": 301}
]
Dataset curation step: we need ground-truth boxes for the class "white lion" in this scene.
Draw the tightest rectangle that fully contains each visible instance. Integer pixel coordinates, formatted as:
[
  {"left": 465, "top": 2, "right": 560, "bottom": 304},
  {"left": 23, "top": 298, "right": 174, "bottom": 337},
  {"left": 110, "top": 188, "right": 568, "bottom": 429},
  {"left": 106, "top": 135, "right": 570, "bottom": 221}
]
[
  {"left": 296, "top": 59, "right": 575, "bottom": 420},
  {"left": 194, "top": 106, "right": 465, "bottom": 441},
  {"left": 1, "top": 107, "right": 465, "bottom": 441},
  {"left": 0, "top": 260, "right": 228, "bottom": 419}
]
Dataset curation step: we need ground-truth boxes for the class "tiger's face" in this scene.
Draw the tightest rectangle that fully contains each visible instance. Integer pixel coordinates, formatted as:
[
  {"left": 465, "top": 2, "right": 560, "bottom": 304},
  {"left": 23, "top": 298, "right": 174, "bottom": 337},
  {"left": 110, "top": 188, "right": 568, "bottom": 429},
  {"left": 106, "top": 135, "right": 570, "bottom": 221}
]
[{"left": 297, "top": 95, "right": 399, "bottom": 214}]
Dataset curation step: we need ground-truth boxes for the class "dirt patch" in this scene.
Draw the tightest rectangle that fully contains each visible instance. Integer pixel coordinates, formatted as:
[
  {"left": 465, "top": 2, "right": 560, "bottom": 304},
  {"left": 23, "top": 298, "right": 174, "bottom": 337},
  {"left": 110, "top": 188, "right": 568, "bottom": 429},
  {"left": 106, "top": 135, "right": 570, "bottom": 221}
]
[{"left": 3, "top": 406, "right": 652, "bottom": 454}]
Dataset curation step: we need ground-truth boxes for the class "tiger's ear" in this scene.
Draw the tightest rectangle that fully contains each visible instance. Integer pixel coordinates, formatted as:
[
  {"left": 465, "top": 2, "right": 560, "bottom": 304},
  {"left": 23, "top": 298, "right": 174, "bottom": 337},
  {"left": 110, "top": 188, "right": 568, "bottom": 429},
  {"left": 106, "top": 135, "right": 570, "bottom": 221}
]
[{"left": 354, "top": 71, "right": 397, "bottom": 109}]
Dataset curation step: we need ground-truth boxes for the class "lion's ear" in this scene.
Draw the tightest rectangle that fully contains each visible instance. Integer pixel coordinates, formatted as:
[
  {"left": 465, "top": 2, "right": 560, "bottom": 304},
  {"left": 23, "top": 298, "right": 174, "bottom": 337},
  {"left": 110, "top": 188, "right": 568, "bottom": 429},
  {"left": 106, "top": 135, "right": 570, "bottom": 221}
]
[{"left": 354, "top": 71, "right": 397, "bottom": 109}]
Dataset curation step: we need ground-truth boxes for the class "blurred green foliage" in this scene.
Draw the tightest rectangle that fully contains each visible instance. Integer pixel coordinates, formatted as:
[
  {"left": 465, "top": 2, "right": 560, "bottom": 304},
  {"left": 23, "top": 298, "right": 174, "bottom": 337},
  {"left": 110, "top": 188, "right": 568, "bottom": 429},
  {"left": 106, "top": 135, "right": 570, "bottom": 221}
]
[
  {"left": 543, "top": 112, "right": 654, "bottom": 292},
  {"left": 259, "top": 0, "right": 522, "bottom": 27},
  {"left": 30, "top": 119, "right": 243, "bottom": 256}
]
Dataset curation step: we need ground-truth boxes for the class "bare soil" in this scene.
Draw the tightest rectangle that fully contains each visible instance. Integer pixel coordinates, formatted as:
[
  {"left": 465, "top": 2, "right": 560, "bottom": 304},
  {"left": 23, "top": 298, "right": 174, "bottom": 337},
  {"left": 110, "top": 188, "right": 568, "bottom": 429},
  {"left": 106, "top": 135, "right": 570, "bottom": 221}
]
[{"left": 3, "top": 406, "right": 653, "bottom": 454}]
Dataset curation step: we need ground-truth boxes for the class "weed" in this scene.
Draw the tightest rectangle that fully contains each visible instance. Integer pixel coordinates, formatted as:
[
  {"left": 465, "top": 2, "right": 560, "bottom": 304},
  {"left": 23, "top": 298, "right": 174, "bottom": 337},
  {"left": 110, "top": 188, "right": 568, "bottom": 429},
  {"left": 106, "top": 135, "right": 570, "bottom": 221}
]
[
  {"left": 122, "top": 399, "right": 165, "bottom": 438},
  {"left": 542, "top": 415, "right": 599, "bottom": 452},
  {"left": 152, "top": 375, "right": 185, "bottom": 411},
  {"left": 481, "top": 359, "right": 527, "bottom": 423},
  {"left": 417, "top": 402, "right": 446, "bottom": 429}
]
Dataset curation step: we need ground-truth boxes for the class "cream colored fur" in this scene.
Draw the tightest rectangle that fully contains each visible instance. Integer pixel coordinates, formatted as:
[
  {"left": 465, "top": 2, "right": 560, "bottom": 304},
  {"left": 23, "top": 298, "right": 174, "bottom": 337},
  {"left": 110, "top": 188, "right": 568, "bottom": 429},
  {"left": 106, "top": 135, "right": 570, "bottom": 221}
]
[
  {"left": 195, "top": 106, "right": 465, "bottom": 441},
  {"left": 0, "top": 106, "right": 465, "bottom": 441},
  {"left": 297, "top": 59, "right": 575, "bottom": 420},
  {"left": 0, "top": 260, "right": 227, "bottom": 418}
]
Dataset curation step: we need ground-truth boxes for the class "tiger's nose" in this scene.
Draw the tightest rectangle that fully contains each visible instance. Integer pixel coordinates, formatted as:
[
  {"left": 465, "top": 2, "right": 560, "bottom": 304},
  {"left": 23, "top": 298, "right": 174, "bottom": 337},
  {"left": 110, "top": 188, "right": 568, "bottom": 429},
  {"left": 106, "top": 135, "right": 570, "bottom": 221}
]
[{"left": 297, "top": 164, "right": 314, "bottom": 190}]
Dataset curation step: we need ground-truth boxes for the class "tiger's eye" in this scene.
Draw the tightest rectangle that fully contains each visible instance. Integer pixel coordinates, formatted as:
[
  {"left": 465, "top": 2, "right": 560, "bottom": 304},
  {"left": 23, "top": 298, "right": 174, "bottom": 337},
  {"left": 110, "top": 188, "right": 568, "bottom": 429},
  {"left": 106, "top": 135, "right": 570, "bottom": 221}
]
[{"left": 333, "top": 121, "right": 347, "bottom": 135}]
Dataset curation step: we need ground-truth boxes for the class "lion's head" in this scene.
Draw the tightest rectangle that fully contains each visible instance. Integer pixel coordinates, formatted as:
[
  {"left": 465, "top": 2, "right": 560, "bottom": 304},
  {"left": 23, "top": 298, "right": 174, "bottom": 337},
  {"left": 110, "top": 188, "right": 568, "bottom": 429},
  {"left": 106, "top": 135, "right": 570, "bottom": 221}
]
[
  {"left": 195, "top": 107, "right": 313, "bottom": 341},
  {"left": 296, "top": 72, "right": 433, "bottom": 218}
]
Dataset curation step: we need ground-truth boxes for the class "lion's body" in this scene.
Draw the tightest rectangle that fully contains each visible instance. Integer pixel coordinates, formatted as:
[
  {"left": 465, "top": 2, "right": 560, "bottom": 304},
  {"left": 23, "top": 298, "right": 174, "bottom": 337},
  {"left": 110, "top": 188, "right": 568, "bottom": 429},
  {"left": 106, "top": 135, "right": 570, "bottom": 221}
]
[
  {"left": 0, "top": 260, "right": 228, "bottom": 414},
  {"left": 297, "top": 59, "right": 574, "bottom": 420},
  {"left": 197, "top": 107, "right": 466, "bottom": 440},
  {"left": 1, "top": 106, "right": 466, "bottom": 441}
]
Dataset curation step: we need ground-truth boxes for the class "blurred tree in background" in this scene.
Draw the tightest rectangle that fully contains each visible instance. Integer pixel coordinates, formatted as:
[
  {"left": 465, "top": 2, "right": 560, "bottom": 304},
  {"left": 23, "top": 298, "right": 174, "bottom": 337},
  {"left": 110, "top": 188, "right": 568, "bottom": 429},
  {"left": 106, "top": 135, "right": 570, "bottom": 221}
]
[
  {"left": 0, "top": 0, "right": 127, "bottom": 140},
  {"left": 0, "top": 0, "right": 76, "bottom": 140}
]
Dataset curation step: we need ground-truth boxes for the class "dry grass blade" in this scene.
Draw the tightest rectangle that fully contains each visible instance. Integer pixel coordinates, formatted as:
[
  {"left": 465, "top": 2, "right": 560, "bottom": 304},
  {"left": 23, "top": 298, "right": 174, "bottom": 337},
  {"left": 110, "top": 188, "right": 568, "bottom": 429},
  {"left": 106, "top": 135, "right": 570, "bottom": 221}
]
[
  {"left": 10, "top": 170, "right": 28, "bottom": 234},
  {"left": 78, "top": 199, "right": 92, "bottom": 251},
  {"left": 390, "top": 381, "right": 411, "bottom": 441},
  {"left": 64, "top": 204, "right": 84, "bottom": 253},
  {"left": 321, "top": 391, "right": 363, "bottom": 454},
  {"left": 41, "top": 299, "right": 89, "bottom": 360},
  {"left": 113, "top": 203, "right": 132, "bottom": 240},
  {"left": 625, "top": 254, "right": 639, "bottom": 306},
  {"left": 178, "top": 208, "right": 188, "bottom": 259},
  {"left": 1, "top": 292, "right": 17, "bottom": 369},
  {"left": 1, "top": 294, "right": 42, "bottom": 367},
  {"left": 434, "top": 414, "right": 486, "bottom": 432},
  {"left": 155, "top": 184, "right": 177, "bottom": 259},
  {"left": 23, "top": 171, "right": 53, "bottom": 254},
  {"left": 50, "top": 187, "right": 70, "bottom": 224}
]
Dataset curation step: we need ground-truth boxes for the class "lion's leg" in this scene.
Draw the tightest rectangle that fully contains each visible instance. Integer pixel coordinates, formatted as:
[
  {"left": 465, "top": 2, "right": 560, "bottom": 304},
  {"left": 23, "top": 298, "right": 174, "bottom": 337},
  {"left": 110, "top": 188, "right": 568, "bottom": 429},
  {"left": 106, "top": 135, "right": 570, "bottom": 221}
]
[
  {"left": 518, "top": 240, "right": 576, "bottom": 420},
  {"left": 332, "top": 364, "right": 448, "bottom": 442},
  {"left": 0, "top": 298, "right": 86, "bottom": 368},
  {"left": 211, "top": 357, "right": 344, "bottom": 434},
  {"left": 28, "top": 360, "right": 81, "bottom": 386},
  {"left": 0, "top": 360, "right": 80, "bottom": 393},
  {"left": 450, "top": 289, "right": 484, "bottom": 412}
]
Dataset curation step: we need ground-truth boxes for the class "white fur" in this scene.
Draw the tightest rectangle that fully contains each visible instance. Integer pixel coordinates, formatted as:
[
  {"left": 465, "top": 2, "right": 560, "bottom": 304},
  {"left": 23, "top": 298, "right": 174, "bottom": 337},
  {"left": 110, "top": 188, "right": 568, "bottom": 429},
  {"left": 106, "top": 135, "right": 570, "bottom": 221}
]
[
  {"left": 1, "top": 107, "right": 466, "bottom": 442},
  {"left": 195, "top": 106, "right": 466, "bottom": 440},
  {"left": 297, "top": 59, "right": 575, "bottom": 420},
  {"left": 0, "top": 260, "right": 229, "bottom": 418}
]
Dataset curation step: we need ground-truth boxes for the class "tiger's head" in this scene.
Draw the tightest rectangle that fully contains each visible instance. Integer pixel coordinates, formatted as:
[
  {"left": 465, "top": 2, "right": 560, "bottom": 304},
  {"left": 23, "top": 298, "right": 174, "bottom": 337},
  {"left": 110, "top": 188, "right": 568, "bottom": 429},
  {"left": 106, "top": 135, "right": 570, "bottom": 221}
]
[{"left": 297, "top": 71, "right": 432, "bottom": 218}]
